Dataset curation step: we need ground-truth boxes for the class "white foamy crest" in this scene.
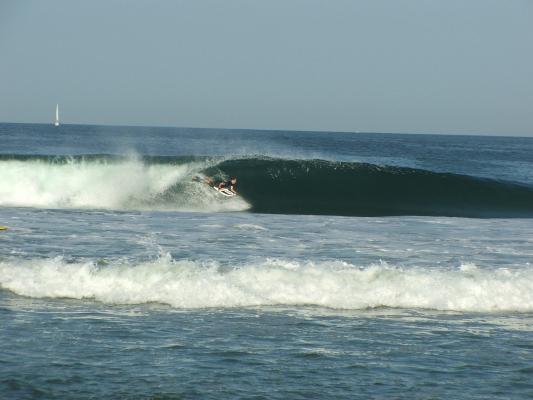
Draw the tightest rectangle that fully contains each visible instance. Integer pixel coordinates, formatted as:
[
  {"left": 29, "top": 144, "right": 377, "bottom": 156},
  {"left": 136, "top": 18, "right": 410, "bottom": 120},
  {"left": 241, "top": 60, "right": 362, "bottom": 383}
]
[
  {"left": 0, "top": 158, "right": 250, "bottom": 212},
  {"left": 1, "top": 256, "right": 533, "bottom": 312}
]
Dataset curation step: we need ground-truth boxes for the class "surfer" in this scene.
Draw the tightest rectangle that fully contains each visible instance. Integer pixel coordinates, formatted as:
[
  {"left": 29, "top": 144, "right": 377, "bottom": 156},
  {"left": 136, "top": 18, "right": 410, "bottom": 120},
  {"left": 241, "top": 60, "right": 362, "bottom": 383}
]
[
  {"left": 196, "top": 176, "right": 238, "bottom": 195},
  {"left": 216, "top": 177, "right": 238, "bottom": 194}
]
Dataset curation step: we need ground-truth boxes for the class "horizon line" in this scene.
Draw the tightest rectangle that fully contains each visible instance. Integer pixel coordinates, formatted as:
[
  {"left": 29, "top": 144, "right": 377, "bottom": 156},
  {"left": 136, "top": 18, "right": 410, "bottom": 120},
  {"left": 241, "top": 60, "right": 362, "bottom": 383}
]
[{"left": 0, "top": 120, "right": 531, "bottom": 139}]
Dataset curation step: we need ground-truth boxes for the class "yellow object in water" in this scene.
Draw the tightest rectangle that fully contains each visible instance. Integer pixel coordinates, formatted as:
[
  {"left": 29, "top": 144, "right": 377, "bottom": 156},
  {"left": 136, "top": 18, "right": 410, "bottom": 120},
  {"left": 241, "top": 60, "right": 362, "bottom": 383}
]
[{"left": 0, "top": 226, "right": 8, "bottom": 230}]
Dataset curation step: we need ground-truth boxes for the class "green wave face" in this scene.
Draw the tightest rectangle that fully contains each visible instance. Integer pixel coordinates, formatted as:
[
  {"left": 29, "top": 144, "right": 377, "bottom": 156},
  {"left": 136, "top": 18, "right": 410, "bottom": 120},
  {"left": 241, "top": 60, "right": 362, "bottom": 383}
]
[{"left": 215, "top": 158, "right": 533, "bottom": 217}]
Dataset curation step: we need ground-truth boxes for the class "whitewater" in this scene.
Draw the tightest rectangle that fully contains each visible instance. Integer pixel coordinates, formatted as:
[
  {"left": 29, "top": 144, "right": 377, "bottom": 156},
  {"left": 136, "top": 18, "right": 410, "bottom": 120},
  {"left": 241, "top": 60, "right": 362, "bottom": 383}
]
[
  {"left": 1, "top": 123, "right": 533, "bottom": 399},
  {"left": 3, "top": 255, "right": 533, "bottom": 312},
  {"left": 0, "top": 156, "right": 250, "bottom": 212}
]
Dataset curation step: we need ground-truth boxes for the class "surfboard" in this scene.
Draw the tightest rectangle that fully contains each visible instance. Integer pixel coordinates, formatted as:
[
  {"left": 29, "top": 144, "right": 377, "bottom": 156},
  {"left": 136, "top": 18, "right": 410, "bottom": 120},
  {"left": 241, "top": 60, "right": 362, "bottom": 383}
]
[
  {"left": 213, "top": 186, "right": 236, "bottom": 197},
  {"left": 0, "top": 226, "right": 8, "bottom": 231}
]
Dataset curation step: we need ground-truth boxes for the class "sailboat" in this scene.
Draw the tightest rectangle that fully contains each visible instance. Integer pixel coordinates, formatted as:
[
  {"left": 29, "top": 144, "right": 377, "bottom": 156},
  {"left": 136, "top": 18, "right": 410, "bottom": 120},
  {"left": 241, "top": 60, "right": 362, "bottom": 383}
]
[{"left": 54, "top": 104, "right": 60, "bottom": 126}]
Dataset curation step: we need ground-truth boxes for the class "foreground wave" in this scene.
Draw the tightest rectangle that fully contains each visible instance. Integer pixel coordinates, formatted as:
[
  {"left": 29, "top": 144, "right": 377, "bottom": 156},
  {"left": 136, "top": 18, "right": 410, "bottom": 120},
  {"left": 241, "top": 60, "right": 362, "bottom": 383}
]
[
  {"left": 1, "top": 255, "right": 533, "bottom": 312},
  {"left": 1, "top": 155, "right": 533, "bottom": 217}
]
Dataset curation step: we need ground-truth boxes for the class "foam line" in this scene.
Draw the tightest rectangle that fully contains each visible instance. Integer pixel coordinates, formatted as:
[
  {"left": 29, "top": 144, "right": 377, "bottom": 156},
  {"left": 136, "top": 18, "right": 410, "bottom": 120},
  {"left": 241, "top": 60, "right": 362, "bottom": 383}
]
[{"left": 1, "top": 256, "right": 532, "bottom": 312}]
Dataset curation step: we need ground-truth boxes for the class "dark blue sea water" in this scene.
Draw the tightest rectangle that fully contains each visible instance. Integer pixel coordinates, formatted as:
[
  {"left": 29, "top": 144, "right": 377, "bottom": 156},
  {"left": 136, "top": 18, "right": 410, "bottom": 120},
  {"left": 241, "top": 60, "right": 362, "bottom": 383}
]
[{"left": 1, "top": 123, "right": 533, "bottom": 399}]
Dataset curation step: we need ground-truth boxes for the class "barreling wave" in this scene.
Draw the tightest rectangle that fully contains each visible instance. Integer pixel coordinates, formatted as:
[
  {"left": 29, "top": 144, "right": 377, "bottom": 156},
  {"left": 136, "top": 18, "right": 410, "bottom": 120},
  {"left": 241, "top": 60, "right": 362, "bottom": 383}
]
[
  {"left": 1, "top": 255, "right": 533, "bottom": 312},
  {"left": 1, "top": 155, "right": 533, "bottom": 217}
]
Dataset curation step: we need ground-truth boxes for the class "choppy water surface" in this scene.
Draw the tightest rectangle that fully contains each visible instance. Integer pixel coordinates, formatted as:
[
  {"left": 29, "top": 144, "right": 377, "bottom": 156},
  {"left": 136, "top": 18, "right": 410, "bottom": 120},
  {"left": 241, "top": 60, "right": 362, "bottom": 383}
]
[{"left": 1, "top": 123, "right": 533, "bottom": 399}]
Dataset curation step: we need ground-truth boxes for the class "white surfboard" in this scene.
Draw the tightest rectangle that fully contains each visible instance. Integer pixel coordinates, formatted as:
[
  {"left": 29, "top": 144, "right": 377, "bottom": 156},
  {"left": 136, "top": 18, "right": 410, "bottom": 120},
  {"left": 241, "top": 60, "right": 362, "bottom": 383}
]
[{"left": 213, "top": 186, "right": 236, "bottom": 197}]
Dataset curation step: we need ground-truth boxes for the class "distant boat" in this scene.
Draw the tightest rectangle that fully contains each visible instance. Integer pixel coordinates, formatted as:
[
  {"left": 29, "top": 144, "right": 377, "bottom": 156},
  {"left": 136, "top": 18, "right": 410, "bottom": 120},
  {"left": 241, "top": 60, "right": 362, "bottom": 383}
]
[{"left": 54, "top": 104, "right": 60, "bottom": 126}]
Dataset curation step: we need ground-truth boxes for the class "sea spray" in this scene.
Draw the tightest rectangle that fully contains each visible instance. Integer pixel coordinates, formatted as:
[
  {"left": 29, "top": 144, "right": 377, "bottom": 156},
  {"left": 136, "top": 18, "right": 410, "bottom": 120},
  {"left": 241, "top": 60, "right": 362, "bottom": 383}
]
[{"left": 0, "top": 156, "right": 250, "bottom": 212}]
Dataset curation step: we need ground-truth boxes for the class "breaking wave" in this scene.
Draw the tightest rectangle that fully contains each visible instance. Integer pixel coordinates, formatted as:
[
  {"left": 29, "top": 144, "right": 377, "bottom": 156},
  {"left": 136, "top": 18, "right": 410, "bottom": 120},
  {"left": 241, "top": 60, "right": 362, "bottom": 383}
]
[
  {"left": 1, "top": 255, "right": 533, "bottom": 312},
  {"left": 1, "top": 155, "right": 533, "bottom": 217}
]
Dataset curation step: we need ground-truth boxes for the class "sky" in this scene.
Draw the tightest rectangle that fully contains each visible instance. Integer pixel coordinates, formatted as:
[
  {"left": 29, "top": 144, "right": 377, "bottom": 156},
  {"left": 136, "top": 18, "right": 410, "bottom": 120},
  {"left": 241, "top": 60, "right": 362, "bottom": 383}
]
[{"left": 1, "top": 0, "right": 532, "bottom": 135}]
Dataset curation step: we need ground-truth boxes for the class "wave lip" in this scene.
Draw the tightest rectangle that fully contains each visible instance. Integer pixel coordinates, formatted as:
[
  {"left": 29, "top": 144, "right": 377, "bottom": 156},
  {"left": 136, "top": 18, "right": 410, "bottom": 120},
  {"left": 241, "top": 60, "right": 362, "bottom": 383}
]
[{"left": 1, "top": 256, "right": 533, "bottom": 312}]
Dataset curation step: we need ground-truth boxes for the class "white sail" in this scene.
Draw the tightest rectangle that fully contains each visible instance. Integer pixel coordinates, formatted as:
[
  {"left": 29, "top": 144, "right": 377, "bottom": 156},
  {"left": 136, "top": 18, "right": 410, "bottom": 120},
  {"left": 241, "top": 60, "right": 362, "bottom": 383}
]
[{"left": 54, "top": 104, "right": 60, "bottom": 126}]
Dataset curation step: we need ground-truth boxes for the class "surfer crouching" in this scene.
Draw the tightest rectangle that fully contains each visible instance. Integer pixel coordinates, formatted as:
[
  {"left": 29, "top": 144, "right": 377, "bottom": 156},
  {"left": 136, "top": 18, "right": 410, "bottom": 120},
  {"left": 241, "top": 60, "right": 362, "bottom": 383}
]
[
  {"left": 219, "top": 177, "right": 238, "bottom": 194},
  {"left": 200, "top": 176, "right": 238, "bottom": 195}
]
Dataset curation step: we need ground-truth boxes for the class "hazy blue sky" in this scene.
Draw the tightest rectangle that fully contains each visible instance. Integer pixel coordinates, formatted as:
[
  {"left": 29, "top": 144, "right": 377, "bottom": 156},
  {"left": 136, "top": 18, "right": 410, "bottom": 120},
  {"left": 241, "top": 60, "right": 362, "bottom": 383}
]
[{"left": 1, "top": 0, "right": 532, "bottom": 135}]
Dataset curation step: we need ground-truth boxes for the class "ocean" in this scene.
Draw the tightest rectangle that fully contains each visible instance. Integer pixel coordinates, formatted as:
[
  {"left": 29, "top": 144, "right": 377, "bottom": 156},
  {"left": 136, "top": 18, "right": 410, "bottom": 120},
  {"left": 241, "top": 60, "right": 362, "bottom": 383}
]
[{"left": 1, "top": 123, "right": 532, "bottom": 399}]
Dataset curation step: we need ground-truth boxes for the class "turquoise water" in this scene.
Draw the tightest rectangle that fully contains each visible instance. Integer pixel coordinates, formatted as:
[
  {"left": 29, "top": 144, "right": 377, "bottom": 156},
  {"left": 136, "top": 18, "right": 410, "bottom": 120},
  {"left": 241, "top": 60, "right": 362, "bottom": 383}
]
[{"left": 1, "top": 123, "right": 533, "bottom": 399}]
